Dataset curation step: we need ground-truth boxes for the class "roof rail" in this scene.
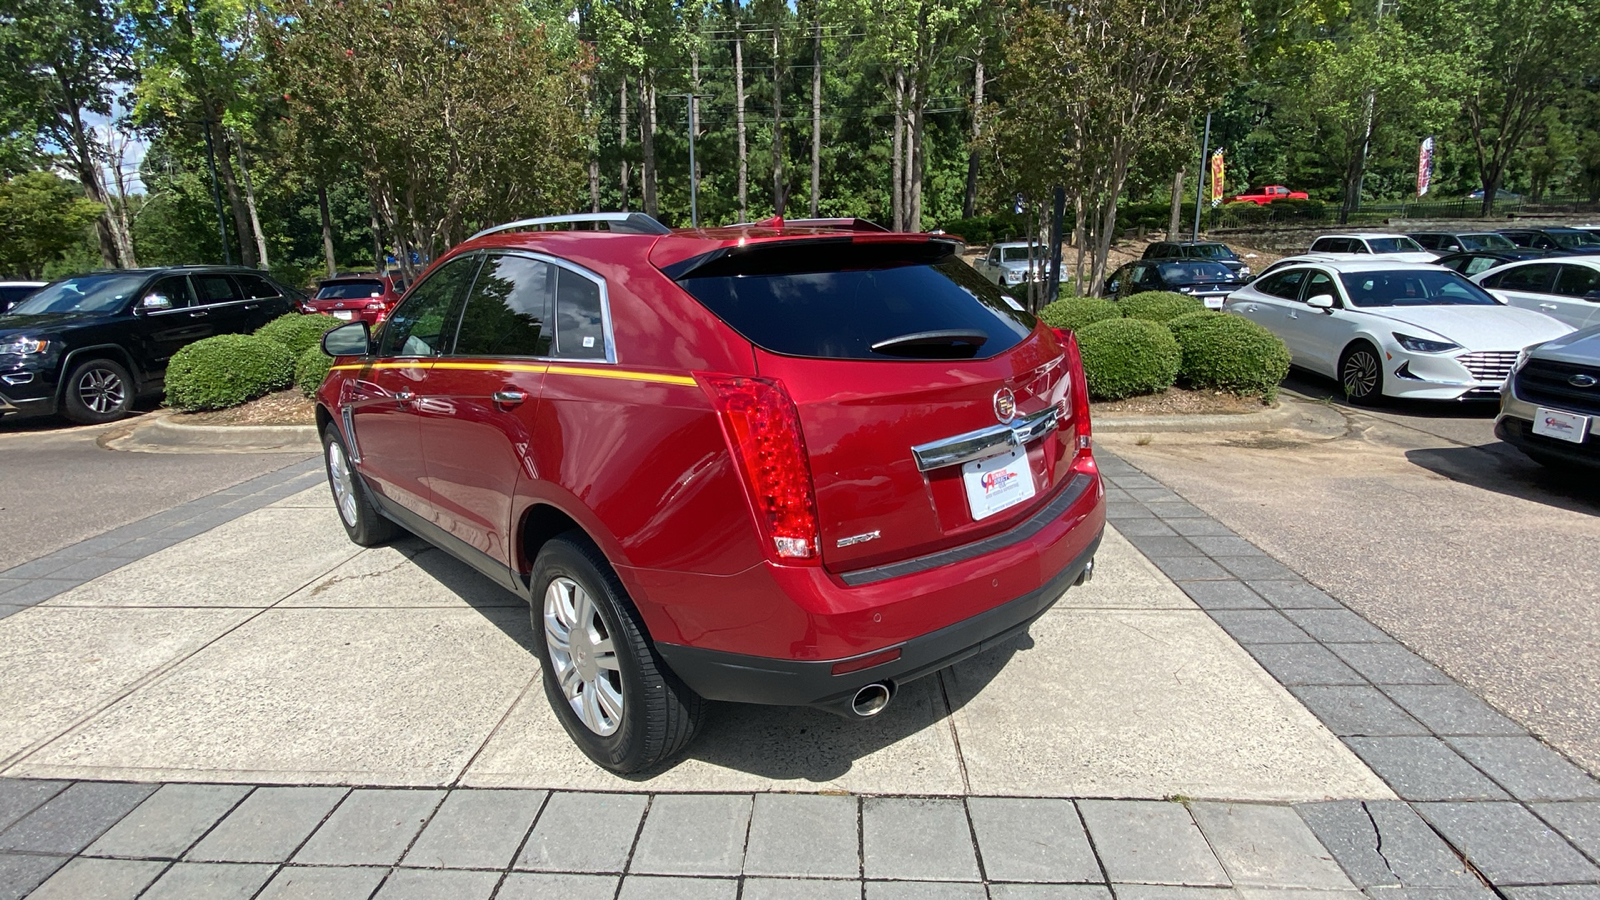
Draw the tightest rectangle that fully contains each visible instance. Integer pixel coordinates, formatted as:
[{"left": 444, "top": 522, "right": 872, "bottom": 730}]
[{"left": 469, "top": 212, "right": 670, "bottom": 241}]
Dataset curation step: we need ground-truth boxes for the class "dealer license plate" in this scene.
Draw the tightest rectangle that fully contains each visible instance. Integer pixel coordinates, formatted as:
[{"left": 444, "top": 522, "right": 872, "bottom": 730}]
[
  {"left": 332, "top": 310, "right": 354, "bottom": 320},
  {"left": 1532, "top": 407, "right": 1590, "bottom": 444},
  {"left": 962, "top": 446, "right": 1037, "bottom": 521},
  {"left": 1203, "top": 295, "right": 1225, "bottom": 310}
]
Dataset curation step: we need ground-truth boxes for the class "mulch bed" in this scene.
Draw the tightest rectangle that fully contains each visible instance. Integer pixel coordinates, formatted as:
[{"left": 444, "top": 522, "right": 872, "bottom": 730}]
[
  {"left": 171, "top": 390, "right": 317, "bottom": 426},
  {"left": 1092, "top": 387, "right": 1272, "bottom": 416}
]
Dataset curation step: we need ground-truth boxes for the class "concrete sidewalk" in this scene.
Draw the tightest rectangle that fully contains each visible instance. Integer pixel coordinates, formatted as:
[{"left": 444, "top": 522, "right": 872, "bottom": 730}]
[{"left": 0, "top": 454, "right": 1596, "bottom": 896}]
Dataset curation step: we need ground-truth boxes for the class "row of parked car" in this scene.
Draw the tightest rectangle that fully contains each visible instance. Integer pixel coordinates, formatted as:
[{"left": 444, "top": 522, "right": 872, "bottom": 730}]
[{"left": 0, "top": 268, "right": 412, "bottom": 425}]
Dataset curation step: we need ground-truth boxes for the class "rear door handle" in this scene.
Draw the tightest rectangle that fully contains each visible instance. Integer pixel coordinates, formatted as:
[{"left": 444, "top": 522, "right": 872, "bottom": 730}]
[
  {"left": 189, "top": 310, "right": 208, "bottom": 318},
  {"left": 493, "top": 390, "right": 527, "bottom": 407}
]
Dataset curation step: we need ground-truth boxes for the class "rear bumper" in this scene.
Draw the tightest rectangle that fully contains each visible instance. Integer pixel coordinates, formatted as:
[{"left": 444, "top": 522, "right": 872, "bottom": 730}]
[{"left": 656, "top": 529, "right": 1100, "bottom": 709}]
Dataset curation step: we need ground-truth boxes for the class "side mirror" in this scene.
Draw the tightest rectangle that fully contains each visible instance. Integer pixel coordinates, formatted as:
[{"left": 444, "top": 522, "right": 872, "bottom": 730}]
[
  {"left": 1586, "top": 290, "right": 1600, "bottom": 303},
  {"left": 139, "top": 295, "right": 173, "bottom": 312},
  {"left": 322, "top": 321, "right": 373, "bottom": 357},
  {"left": 1307, "top": 294, "right": 1336, "bottom": 311}
]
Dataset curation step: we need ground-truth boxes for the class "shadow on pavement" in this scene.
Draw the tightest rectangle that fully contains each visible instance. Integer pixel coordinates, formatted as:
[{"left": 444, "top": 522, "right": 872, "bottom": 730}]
[
  {"left": 1405, "top": 444, "right": 1600, "bottom": 516},
  {"left": 401, "top": 527, "right": 1025, "bottom": 784}
]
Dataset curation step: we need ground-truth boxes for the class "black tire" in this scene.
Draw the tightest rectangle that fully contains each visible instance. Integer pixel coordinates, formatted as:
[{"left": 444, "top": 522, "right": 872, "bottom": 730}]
[
  {"left": 1339, "top": 340, "right": 1384, "bottom": 405},
  {"left": 321, "top": 426, "right": 399, "bottom": 546},
  {"left": 530, "top": 532, "right": 703, "bottom": 774},
  {"left": 61, "top": 357, "right": 134, "bottom": 425}
]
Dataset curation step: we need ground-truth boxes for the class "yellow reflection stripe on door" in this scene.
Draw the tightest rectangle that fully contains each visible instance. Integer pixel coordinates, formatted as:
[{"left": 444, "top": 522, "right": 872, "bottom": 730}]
[{"left": 327, "top": 360, "right": 696, "bottom": 387}]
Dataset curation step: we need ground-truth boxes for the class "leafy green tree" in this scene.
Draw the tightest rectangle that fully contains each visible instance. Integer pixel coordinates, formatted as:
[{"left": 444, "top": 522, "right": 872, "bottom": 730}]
[
  {"left": 0, "top": 0, "right": 135, "bottom": 266},
  {"left": 0, "top": 170, "right": 104, "bottom": 277}
]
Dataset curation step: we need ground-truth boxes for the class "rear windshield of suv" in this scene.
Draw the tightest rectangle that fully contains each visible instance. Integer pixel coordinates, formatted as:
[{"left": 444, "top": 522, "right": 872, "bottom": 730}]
[
  {"left": 317, "top": 280, "right": 385, "bottom": 300},
  {"left": 1190, "top": 243, "right": 1237, "bottom": 260},
  {"left": 1159, "top": 262, "right": 1233, "bottom": 282},
  {"left": 1367, "top": 237, "right": 1425, "bottom": 253},
  {"left": 674, "top": 239, "right": 1035, "bottom": 360}
]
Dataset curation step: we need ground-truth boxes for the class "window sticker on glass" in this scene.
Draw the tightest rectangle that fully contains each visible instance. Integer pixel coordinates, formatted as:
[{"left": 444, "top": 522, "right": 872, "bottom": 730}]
[
  {"left": 1001, "top": 294, "right": 1025, "bottom": 312},
  {"left": 582, "top": 336, "right": 595, "bottom": 347}
]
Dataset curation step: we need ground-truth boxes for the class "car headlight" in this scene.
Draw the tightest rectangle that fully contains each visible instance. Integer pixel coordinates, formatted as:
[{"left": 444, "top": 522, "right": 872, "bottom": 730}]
[
  {"left": 1393, "top": 332, "right": 1461, "bottom": 353},
  {"left": 1178, "top": 286, "right": 1194, "bottom": 293},
  {"left": 0, "top": 336, "right": 49, "bottom": 356},
  {"left": 1239, "top": 265, "right": 1251, "bottom": 275}
]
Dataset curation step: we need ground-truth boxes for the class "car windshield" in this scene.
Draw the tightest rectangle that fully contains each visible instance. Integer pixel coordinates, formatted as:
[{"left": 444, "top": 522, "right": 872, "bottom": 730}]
[
  {"left": 1158, "top": 262, "right": 1233, "bottom": 282},
  {"left": 1189, "top": 243, "right": 1237, "bottom": 260},
  {"left": 1459, "top": 233, "right": 1515, "bottom": 250},
  {"left": 7, "top": 274, "right": 146, "bottom": 316},
  {"left": 1550, "top": 230, "right": 1600, "bottom": 249},
  {"left": 317, "top": 280, "right": 385, "bottom": 300},
  {"left": 1000, "top": 247, "right": 1035, "bottom": 263},
  {"left": 1366, "top": 237, "right": 1425, "bottom": 253},
  {"left": 1339, "top": 270, "right": 1500, "bottom": 308}
]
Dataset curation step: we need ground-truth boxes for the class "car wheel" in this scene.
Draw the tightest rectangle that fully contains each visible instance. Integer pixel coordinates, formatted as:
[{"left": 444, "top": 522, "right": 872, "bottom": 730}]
[
  {"left": 61, "top": 358, "right": 134, "bottom": 425},
  {"left": 1340, "top": 341, "right": 1384, "bottom": 405},
  {"left": 531, "top": 532, "right": 703, "bottom": 774},
  {"left": 321, "top": 426, "right": 398, "bottom": 546}
]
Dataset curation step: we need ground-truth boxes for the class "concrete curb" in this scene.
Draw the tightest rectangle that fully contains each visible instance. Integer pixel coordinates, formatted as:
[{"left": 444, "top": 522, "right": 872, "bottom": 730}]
[
  {"left": 108, "top": 414, "right": 320, "bottom": 453},
  {"left": 1094, "top": 400, "right": 1301, "bottom": 433}
]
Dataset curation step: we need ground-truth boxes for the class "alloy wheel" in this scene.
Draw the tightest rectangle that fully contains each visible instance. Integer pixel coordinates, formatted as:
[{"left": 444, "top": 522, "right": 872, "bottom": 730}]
[
  {"left": 77, "top": 366, "right": 125, "bottom": 414},
  {"left": 543, "top": 576, "right": 624, "bottom": 736},
  {"left": 327, "top": 441, "right": 360, "bottom": 527},
  {"left": 1343, "top": 349, "right": 1380, "bottom": 399}
]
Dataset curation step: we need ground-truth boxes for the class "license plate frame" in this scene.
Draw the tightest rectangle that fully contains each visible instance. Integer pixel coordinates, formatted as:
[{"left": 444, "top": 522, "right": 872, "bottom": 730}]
[
  {"left": 1532, "top": 407, "right": 1590, "bottom": 444},
  {"left": 961, "top": 445, "right": 1037, "bottom": 521},
  {"left": 332, "top": 310, "right": 354, "bottom": 321}
]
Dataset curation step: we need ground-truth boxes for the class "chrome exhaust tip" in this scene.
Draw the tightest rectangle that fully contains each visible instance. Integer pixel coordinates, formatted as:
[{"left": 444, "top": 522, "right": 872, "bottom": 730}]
[
  {"left": 850, "top": 682, "right": 892, "bottom": 718},
  {"left": 1075, "top": 557, "right": 1095, "bottom": 586}
]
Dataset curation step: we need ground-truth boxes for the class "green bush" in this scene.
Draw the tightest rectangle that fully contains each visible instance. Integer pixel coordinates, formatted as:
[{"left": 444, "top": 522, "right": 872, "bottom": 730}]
[
  {"left": 295, "top": 345, "right": 335, "bottom": 398},
  {"left": 1118, "top": 290, "right": 1207, "bottom": 323},
  {"left": 1167, "top": 311, "right": 1291, "bottom": 401},
  {"left": 1075, "top": 318, "right": 1182, "bottom": 401},
  {"left": 165, "top": 334, "right": 296, "bottom": 411},
  {"left": 1039, "top": 296, "right": 1121, "bottom": 332},
  {"left": 256, "top": 312, "right": 342, "bottom": 355}
]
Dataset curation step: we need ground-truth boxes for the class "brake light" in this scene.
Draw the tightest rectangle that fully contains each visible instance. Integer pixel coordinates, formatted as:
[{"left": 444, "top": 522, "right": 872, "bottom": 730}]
[
  {"left": 699, "top": 374, "right": 820, "bottom": 562},
  {"left": 1053, "top": 328, "right": 1093, "bottom": 451}
]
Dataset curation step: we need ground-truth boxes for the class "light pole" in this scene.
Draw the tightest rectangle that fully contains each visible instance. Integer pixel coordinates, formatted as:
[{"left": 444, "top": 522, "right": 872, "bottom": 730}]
[{"left": 1192, "top": 112, "right": 1212, "bottom": 241}]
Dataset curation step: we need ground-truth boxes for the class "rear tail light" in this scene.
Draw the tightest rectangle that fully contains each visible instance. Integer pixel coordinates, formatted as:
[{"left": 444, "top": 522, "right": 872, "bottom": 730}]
[
  {"left": 1053, "top": 328, "right": 1093, "bottom": 452},
  {"left": 698, "top": 374, "right": 820, "bottom": 562}
]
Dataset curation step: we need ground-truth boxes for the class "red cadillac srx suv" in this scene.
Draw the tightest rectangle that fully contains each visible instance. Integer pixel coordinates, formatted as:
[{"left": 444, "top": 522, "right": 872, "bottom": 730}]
[{"left": 314, "top": 213, "right": 1105, "bottom": 773}]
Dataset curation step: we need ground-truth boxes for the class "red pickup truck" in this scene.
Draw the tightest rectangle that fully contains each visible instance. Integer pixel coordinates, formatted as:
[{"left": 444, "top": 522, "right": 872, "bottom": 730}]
[{"left": 1228, "top": 185, "right": 1310, "bottom": 205}]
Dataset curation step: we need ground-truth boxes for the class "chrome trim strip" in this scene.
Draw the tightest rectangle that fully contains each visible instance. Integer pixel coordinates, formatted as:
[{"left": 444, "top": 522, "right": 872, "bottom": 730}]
[
  {"left": 911, "top": 405, "right": 1058, "bottom": 472},
  {"left": 839, "top": 472, "right": 1094, "bottom": 587},
  {"left": 341, "top": 405, "right": 361, "bottom": 463},
  {"left": 469, "top": 212, "right": 670, "bottom": 241}
]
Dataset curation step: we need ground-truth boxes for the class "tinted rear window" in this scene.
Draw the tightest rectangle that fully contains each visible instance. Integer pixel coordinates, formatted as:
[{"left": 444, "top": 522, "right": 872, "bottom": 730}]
[
  {"left": 673, "top": 240, "right": 1035, "bottom": 361},
  {"left": 318, "top": 280, "right": 385, "bottom": 300}
]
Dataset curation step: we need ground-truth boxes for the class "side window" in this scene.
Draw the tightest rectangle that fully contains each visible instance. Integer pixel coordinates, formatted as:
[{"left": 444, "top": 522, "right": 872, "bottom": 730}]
[
  {"left": 193, "top": 274, "right": 240, "bottom": 305},
  {"left": 232, "top": 274, "right": 281, "bottom": 300},
  {"left": 1554, "top": 265, "right": 1600, "bottom": 299},
  {"left": 552, "top": 268, "right": 606, "bottom": 360},
  {"left": 1494, "top": 264, "right": 1557, "bottom": 293},
  {"left": 1257, "top": 271, "right": 1307, "bottom": 299},
  {"left": 143, "top": 276, "right": 194, "bottom": 310},
  {"left": 378, "top": 255, "right": 481, "bottom": 357},
  {"left": 986, "top": 248, "right": 999, "bottom": 264},
  {"left": 1410, "top": 235, "right": 1435, "bottom": 250},
  {"left": 1351, "top": 240, "right": 1371, "bottom": 254},
  {"left": 452, "top": 253, "right": 552, "bottom": 357},
  {"left": 1301, "top": 271, "right": 1337, "bottom": 304},
  {"left": 1535, "top": 236, "right": 1557, "bottom": 250},
  {"left": 1309, "top": 238, "right": 1333, "bottom": 253}
]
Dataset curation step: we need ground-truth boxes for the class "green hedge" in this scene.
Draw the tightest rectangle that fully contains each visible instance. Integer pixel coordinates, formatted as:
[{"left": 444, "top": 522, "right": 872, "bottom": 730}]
[
  {"left": 1075, "top": 318, "right": 1181, "bottom": 401},
  {"left": 1119, "top": 291, "right": 1207, "bottom": 323},
  {"left": 1167, "top": 311, "right": 1291, "bottom": 401},
  {"left": 256, "top": 312, "right": 342, "bottom": 355},
  {"left": 1039, "top": 296, "right": 1121, "bottom": 332},
  {"left": 295, "top": 345, "right": 335, "bottom": 398},
  {"left": 165, "top": 334, "right": 296, "bottom": 411}
]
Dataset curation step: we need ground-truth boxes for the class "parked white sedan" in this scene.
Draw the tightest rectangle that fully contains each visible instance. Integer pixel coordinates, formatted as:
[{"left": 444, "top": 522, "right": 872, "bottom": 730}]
[
  {"left": 1471, "top": 257, "right": 1600, "bottom": 330},
  {"left": 1224, "top": 260, "right": 1574, "bottom": 402}
]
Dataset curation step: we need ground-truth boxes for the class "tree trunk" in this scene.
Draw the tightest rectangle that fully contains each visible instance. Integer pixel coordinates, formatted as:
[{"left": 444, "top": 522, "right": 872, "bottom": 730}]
[
  {"left": 65, "top": 106, "right": 119, "bottom": 267},
  {"left": 641, "top": 73, "right": 658, "bottom": 217},
  {"left": 1168, "top": 170, "right": 1184, "bottom": 238},
  {"left": 771, "top": 29, "right": 785, "bottom": 216},
  {"left": 735, "top": 25, "right": 748, "bottom": 220},
  {"left": 909, "top": 79, "right": 925, "bottom": 231},
  {"left": 619, "top": 75, "right": 630, "bottom": 211},
  {"left": 370, "top": 209, "right": 383, "bottom": 273},
  {"left": 213, "top": 124, "right": 257, "bottom": 268},
  {"left": 891, "top": 66, "right": 905, "bottom": 231},
  {"left": 235, "top": 138, "right": 270, "bottom": 269},
  {"left": 589, "top": 159, "right": 601, "bottom": 213},
  {"left": 810, "top": 22, "right": 821, "bottom": 218},
  {"left": 963, "top": 54, "right": 984, "bottom": 220},
  {"left": 318, "top": 185, "right": 337, "bottom": 276}
]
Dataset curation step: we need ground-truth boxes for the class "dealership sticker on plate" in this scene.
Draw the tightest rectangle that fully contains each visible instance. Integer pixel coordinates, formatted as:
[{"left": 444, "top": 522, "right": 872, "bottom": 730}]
[
  {"left": 1204, "top": 296, "right": 1225, "bottom": 309},
  {"left": 962, "top": 446, "right": 1037, "bottom": 521},
  {"left": 1532, "top": 407, "right": 1590, "bottom": 444},
  {"left": 333, "top": 311, "right": 354, "bottom": 320}
]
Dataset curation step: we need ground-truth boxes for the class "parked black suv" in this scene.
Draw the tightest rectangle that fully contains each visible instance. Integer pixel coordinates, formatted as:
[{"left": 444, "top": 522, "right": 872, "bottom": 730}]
[
  {"left": 0, "top": 267, "right": 298, "bottom": 424},
  {"left": 1141, "top": 240, "right": 1251, "bottom": 277},
  {"left": 1498, "top": 228, "right": 1600, "bottom": 255}
]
